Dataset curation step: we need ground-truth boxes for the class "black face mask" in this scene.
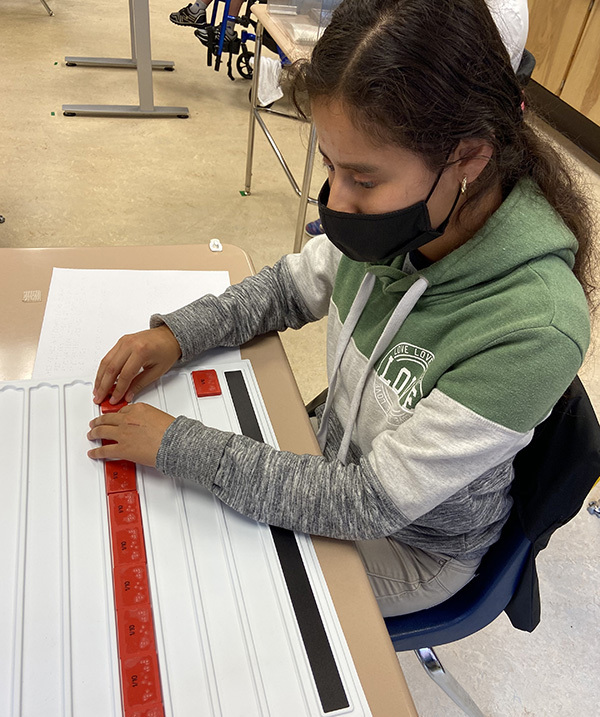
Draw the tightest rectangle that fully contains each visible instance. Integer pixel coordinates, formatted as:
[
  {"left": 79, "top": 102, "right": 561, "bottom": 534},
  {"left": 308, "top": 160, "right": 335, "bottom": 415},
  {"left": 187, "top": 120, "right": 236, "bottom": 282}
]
[{"left": 317, "top": 168, "right": 462, "bottom": 264}]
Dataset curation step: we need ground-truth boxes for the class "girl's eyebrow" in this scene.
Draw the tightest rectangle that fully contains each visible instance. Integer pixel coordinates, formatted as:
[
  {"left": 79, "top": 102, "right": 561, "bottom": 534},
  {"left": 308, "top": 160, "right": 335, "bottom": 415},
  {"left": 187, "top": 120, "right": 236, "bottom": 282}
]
[{"left": 318, "top": 145, "right": 379, "bottom": 174}]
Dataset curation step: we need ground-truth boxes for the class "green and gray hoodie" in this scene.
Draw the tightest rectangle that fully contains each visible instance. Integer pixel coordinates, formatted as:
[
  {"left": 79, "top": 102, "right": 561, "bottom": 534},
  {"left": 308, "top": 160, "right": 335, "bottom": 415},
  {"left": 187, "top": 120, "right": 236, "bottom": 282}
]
[{"left": 153, "top": 180, "right": 590, "bottom": 559}]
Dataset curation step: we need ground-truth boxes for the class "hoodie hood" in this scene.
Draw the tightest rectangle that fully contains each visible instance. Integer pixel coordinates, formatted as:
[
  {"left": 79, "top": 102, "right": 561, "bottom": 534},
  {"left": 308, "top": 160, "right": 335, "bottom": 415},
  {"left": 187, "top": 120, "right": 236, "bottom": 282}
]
[{"left": 367, "top": 179, "right": 578, "bottom": 296}]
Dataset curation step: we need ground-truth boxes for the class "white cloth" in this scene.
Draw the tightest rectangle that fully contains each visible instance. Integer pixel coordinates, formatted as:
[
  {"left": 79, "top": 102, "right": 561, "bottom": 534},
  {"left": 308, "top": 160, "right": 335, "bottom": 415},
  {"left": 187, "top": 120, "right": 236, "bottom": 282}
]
[
  {"left": 250, "top": 56, "right": 284, "bottom": 107},
  {"left": 485, "top": 0, "right": 529, "bottom": 72}
]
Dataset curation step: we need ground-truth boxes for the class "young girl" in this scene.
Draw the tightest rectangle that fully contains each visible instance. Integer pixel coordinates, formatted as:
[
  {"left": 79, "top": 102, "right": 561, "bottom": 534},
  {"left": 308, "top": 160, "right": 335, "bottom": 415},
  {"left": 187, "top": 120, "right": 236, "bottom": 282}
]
[{"left": 88, "top": 0, "right": 594, "bottom": 617}]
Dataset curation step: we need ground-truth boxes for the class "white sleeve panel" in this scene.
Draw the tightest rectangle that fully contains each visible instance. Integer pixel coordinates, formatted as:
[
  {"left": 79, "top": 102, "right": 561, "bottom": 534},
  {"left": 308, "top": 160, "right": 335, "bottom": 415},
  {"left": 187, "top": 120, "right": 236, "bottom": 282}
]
[
  {"left": 283, "top": 235, "right": 342, "bottom": 320},
  {"left": 367, "top": 388, "right": 534, "bottom": 521}
]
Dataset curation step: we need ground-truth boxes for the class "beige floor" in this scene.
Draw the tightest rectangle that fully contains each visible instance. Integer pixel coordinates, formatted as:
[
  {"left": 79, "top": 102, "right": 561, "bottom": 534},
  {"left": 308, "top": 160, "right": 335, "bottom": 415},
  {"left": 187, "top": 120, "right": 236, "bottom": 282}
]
[{"left": 1, "top": 1, "right": 599, "bottom": 715}]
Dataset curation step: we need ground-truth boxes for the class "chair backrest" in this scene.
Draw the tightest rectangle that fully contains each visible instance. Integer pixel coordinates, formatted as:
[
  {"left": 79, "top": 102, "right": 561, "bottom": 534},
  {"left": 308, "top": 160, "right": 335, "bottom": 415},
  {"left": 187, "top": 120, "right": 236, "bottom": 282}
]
[
  {"left": 517, "top": 48, "right": 536, "bottom": 85},
  {"left": 505, "top": 376, "right": 600, "bottom": 630}
]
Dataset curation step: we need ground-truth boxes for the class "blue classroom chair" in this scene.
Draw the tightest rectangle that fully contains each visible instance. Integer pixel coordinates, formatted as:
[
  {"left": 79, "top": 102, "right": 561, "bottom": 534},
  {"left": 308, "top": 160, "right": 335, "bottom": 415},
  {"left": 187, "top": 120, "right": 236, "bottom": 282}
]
[{"left": 385, "top": 377, "right": 600, "bottom": 717}]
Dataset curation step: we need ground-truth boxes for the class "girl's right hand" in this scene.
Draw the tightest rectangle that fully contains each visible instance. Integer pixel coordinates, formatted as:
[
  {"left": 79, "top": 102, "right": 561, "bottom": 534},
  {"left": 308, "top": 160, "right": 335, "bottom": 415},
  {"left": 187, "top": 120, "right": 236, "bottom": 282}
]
[{"left": 93, "top": 324, "right": 182, "bottom": 406}]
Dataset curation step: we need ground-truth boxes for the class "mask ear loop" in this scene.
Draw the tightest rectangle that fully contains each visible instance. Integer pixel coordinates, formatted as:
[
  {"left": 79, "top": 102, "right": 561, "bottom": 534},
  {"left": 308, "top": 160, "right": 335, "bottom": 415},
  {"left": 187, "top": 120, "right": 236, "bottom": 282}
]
[
  {"left": 425, "top": 144, "right": 460, "bottom": 202},
  {"left": 433, "top": 179, "right": 465, "bottom": 234},
  {"left": 426, "top": 165, "right": 466, "bottom": 235},
  {"left": 424, "top": 148, "right": 465, "bottom": 233},
  {"left": 424, "top": 165, "right": 447, "bottom": 203}
]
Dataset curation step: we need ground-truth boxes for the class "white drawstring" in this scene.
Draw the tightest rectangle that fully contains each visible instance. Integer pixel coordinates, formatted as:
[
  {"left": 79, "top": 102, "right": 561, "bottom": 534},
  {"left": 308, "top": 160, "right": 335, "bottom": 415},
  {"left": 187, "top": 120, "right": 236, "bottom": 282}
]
[
  {"left": 317, "top": 274, "right": 430, "bottom": 465},
  {"left": 316, "top": 273, "right": 376, "bottom": 450}
]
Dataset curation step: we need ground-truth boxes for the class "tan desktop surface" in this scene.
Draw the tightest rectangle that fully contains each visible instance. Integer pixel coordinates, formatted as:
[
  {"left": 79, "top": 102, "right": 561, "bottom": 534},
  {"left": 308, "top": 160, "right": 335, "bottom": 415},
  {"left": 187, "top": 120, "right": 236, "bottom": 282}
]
[
  {"left": 0, "top": 244, "right": 418, "bottom": 717},
  {"left": 251, "top": 3, "right": 312, "bottom": 63}
]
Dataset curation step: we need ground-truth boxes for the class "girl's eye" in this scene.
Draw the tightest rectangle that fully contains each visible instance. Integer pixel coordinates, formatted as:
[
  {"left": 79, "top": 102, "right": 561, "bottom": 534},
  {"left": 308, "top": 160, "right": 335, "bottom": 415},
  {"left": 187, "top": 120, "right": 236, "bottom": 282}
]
[{"left": 321, "top": 160, "right": 375, "bottom": 189}]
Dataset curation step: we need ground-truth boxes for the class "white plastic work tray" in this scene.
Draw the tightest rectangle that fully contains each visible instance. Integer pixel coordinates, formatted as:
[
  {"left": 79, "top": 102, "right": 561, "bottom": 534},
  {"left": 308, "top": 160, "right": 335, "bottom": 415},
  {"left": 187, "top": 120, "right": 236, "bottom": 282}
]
[{"left": 0, "top": 360, "right": 371, "bottom": 717}]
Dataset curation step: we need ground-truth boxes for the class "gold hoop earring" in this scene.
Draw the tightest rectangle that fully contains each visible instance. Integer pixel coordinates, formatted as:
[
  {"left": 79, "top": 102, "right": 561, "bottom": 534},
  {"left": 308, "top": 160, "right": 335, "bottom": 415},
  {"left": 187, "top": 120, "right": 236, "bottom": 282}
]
[{"left": 461, "top": 177, "right": 468, "bottom": 194}]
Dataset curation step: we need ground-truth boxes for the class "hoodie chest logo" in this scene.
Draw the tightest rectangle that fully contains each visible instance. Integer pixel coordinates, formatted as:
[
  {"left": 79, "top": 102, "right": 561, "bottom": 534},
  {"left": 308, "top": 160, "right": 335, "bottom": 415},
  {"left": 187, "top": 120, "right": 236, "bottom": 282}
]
[{"left": 374, "top": 342, "right": 435, "bottom": 420}]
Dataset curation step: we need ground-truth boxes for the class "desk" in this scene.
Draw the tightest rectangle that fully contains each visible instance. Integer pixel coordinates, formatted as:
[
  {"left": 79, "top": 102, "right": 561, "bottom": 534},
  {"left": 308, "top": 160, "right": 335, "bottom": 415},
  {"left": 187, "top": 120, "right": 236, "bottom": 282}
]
[
  {"left": 245, "top": 4, "right": 317, "bottom": 254},
  {"left": 0, "top": 244, "right": 417, "bottom": 717}
]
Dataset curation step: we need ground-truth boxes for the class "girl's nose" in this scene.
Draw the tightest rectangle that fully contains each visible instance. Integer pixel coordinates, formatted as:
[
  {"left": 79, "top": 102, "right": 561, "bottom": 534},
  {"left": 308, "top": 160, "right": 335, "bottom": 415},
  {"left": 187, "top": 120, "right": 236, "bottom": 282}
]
[{"left": 326, "top": 177, "right": 359, "bottom": 214}]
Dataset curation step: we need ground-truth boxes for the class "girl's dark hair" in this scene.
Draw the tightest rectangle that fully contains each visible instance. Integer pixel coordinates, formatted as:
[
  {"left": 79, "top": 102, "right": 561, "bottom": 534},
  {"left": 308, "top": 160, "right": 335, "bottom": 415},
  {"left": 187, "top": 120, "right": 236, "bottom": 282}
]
[{"left": 286, "top": 0, "right": 597, "bottom": 308}]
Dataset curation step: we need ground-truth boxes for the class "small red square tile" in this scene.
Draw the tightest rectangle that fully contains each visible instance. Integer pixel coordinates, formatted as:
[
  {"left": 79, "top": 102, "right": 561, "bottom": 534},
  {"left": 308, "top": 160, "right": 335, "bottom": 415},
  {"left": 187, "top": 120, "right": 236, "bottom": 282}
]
[
  {"left": 105, "top": 460, "right": 137, "bottom": 494},
  {"left": 191, "top": 369, "right": 221, "bottom": 397},
  {"left": 108, "top": 491, "right": 142, "bottom": 529},
  {"left": 116, "top": 604, "right": 157, "bottom": 659},
  {"left": 111, "top": 524, "right": 146, "bottom": 567},
  {"left": 114, "top": 564, "right": 151, "bottom": 609},
  {"left": 101, "top": 393, "right": 129, "bottom": 414},
  {"left": 121, "top": 653, "right": 162, "bottom": 711}
]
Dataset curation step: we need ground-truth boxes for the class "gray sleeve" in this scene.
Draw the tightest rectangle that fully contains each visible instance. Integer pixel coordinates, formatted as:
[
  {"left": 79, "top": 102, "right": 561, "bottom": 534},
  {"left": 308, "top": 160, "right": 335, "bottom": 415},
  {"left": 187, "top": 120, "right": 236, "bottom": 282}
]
[
  {"left": 149, "top": 258, "right": 318, "bottom": 363},
  {"left": 156, "top": 416, "right": 411, "bottom": 540}
]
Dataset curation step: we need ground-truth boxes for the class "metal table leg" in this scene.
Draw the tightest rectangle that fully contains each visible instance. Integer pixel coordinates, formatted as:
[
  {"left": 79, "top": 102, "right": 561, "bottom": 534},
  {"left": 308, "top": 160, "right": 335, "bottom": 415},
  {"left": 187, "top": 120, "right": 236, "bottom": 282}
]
[
  {"left": 40, "top": 0, "right": 54, "bottom": 16},
  {"left": 64, "top": 58, "right": 174, "bottom": 70},
  {"left": 63, "top": 0, "right": 189, "bottom": 118},
  {"left": 65, "top": 0, "right": 173, "bottom": 71},
  {"left": 243, "top": 17, "right": 317, "bottom": 250},
  {"left": 244, "top": 21, "right": 263, "bottom": 194},
  {"left": 293, "top": 122, "right": 317, "bottom": 253}
]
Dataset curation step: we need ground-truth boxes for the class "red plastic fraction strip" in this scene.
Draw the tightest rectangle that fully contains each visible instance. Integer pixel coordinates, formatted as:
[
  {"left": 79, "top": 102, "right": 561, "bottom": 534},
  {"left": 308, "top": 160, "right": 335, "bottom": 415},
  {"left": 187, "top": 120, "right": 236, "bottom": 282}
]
[{"left": 100, "top": 398, "right": 164, "bottom": 717}]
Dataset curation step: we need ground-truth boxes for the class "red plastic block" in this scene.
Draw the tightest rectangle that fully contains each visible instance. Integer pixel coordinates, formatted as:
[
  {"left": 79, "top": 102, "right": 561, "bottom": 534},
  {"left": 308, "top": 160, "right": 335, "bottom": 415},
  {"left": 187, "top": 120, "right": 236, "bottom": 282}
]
[
  {"left": 114, "top": 564, "right": 151, "bottom": 609},
  {"left": 109, "top": 491, "right": 142, "bottom": 529},
  {"left": 102, "top": 439, "right": 117, "bottom": 446},
  {"left": 191, "top": 369, "right": 221, "bottom": 397},
  {"left": 121, "top": 653, "right": 162, "bottom": 711},
  {"left": 101, "top": 393, "right": 129, "bottom": 414},
  {"left": 111, "top": 524, "right": 146, "bottom": 567},
  {"left": 105, "top": 460, "right": 137, "bottom": 494},
  {"left": 117, "top": 605, "right": 157, "bottom": 659},
  {"left": 127, "top": 704, "right": 164, "bottom": 717},
  {"left": 101, "top": 400, "right": 128, "bottom": 414}
]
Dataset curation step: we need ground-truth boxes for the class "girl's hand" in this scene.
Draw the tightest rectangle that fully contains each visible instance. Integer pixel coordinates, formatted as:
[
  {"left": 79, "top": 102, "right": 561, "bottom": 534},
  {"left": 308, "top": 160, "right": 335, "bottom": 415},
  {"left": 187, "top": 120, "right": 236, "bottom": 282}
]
[
  {"left": 93, "top": 325, "right": 182, "bottom": 405},
  {"left": 87, "top": 403, "right": 176, "bottom": 467}
]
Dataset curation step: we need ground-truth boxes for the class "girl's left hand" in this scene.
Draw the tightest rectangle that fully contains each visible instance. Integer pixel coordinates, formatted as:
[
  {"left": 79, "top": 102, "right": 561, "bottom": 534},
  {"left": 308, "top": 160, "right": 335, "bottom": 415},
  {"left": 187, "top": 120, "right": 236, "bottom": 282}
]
[{"left": 87, "top": 403, "right": 176, "bottom": 467}]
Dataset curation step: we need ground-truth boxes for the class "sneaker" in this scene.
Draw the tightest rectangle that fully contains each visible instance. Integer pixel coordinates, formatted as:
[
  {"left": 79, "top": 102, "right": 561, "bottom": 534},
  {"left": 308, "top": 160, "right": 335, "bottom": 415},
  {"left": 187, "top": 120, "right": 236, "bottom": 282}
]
[
  {"left": 305, "top": 218, "right": 324, "bottom": 237},
  {"left": 169, "top": 4, "right": 207, "bottom": 29},
  {"left": 195, "top": 22, "right": 237, "bottom": 46}
]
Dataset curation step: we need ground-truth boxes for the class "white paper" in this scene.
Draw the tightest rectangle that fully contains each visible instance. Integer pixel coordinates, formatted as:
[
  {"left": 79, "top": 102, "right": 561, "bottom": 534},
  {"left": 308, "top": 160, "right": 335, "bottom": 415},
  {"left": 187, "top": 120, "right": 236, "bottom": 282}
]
[{"left": 34, "top": 268, "right": 239, "bottom": 379}]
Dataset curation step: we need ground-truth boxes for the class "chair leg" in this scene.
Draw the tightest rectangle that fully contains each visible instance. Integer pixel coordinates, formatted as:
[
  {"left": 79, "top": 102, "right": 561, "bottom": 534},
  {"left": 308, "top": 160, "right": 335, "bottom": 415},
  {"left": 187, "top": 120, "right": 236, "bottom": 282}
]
[
  {"left": 40, "top": 0, "right": 54, "bottom": 16},
  {"left": 415, "top": 647, "right": 487, "bottom": 717}
]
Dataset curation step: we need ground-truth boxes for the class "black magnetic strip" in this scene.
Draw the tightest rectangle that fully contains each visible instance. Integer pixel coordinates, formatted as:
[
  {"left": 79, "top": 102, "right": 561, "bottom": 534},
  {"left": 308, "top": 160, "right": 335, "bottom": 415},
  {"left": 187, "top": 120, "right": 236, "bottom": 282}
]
[
  {"left": 225, "top": 370, "right": 264, "bottom": 442},
  {"left": 224, "top": 370, "right": 350, "bottom": 713},
  {"left": 269, "top": 526, "right": 350, "bottom": 712}
]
